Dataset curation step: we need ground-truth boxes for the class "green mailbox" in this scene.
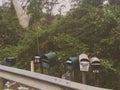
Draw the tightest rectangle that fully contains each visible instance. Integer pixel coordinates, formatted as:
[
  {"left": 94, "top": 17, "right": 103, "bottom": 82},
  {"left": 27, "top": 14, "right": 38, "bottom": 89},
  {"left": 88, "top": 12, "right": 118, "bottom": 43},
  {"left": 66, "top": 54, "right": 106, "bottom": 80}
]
[
  {"left": 41, "top": 52, "right": 57, "bottom": 69},
  {"left": 66, "top": 56, "right": 79, "bottom": 71}
]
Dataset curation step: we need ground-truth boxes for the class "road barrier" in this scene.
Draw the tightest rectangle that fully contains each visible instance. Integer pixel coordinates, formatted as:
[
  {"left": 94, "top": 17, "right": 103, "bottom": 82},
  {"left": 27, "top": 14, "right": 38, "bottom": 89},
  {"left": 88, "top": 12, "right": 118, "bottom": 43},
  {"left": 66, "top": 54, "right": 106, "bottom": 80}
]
[{"left": 0, "top": 65, "right": 111, "bottom": 90}]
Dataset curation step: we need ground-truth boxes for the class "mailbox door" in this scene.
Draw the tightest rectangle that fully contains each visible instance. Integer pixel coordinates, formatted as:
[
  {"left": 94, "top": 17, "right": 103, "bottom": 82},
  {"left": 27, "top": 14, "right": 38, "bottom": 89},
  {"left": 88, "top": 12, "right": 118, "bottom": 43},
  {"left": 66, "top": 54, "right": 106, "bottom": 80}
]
[
  {"left": 79, "top": 61, "right": 89, "bottom": 71},
  {"left": 91, "top": 63, "right": 101, "bottom": 73}
]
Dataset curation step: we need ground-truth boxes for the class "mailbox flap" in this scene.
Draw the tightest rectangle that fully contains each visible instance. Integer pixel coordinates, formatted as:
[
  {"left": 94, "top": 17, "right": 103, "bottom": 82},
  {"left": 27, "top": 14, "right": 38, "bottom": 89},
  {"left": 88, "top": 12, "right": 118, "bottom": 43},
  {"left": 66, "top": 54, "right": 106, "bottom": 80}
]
[
  {"left": 90, "top": 57, "right": 100, "bottom": 63},
  {"left": 79, "top": 54, "right": 89, "bottom": 62}
]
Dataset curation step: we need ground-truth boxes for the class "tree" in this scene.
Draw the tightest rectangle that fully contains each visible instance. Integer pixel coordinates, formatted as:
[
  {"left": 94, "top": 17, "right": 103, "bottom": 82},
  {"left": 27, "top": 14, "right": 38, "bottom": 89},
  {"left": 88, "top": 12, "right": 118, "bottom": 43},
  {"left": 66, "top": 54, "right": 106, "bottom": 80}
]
[
  {"left": 43, "top": 0, "right": 59, "bottom": 16},
  {"left": 27, "top": 0, "right": 43, "bottom": 25}
]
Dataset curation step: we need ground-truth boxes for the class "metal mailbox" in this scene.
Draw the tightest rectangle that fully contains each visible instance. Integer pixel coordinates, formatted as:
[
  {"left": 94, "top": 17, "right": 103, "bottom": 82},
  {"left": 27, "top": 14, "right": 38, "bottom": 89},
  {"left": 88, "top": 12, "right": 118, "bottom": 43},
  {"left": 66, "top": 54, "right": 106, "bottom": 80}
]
[
  {"left": 79, "top": 54, "right": 90, "bottom": 72},
  {"left": 66, "top": 56, "right": 79, "bottom": 71},
  {"left": 41, "top": 52, "right": 57, "bottom": 69},
  {"left": 6, "top": 57, "right": 16, "bottom": 66},
  {"left": 34, "top": 55, "right": 40, "bottom": 63},
  {"left": 90, "top": 57, "right": 101, "bottom": 73}
]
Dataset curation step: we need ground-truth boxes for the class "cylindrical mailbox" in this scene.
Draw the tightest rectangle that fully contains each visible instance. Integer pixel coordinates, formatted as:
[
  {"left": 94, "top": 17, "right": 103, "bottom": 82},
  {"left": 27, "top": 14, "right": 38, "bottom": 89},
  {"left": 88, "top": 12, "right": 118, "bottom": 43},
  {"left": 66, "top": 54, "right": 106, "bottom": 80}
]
[
  {"left": 41, "top": 52, "right": 57, "bottom": 69},
  {"left": 79, "top": 54, "right": 89, "bottom": 72}
]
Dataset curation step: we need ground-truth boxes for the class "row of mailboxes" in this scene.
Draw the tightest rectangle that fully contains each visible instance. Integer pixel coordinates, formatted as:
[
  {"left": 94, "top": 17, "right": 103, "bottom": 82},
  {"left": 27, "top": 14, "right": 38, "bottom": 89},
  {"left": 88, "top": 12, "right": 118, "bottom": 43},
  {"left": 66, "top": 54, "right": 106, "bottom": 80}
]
[
  {"left": 34, "top": 52, "right": 100, "bottom": 73},
  {"left": 66, "top": 54, "right": 101, "bottom": 73},
  {"left": 2, "top": 52, "right": 100, "bottom": 73}
]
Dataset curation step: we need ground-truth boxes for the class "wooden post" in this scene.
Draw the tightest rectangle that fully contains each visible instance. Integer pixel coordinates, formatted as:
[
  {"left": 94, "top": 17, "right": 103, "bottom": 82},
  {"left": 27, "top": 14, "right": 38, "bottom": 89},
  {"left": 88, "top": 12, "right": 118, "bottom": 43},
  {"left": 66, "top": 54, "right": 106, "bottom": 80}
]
[
  {"left": 0, "top": 78, "right": 4, "bottom": 90},
  {"left": 40, "top": 62, "right": 43, "bottom": 73},
  {"left": 31, "top": 61, "right": 34, "bottom": 72},
  {"left": 95, "top": 73, "right": 99, "bottom": 87},
  {"left": 82, "top": 71, "right": 86, "bottom": 84}
]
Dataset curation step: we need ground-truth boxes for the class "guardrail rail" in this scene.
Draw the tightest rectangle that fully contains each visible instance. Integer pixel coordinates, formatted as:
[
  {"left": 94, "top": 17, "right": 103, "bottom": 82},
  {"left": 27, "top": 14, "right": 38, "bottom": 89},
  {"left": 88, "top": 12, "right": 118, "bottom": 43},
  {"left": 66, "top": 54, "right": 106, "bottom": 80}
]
[{"left": 0, "top": 65, "right": 111, "bottom": 90}]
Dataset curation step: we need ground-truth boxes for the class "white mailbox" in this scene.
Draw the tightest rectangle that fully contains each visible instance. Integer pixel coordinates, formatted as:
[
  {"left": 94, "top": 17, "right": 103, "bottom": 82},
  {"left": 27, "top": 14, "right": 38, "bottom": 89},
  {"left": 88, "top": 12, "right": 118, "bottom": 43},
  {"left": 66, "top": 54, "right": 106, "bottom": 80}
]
[{"left": 79, "top": 54, "right": 90, "bottom": 72}]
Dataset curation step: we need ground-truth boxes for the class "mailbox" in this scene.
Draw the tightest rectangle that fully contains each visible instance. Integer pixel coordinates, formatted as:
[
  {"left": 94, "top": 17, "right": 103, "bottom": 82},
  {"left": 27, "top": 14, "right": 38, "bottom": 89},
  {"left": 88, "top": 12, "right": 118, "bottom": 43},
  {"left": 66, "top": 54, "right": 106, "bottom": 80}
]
[
  {"left": 66, "top": 56, "right": 79, "bottom": 71},
  {"left": 6, "top": 57, "right": 16, "bottom": 66},
  {"left": 79, "top": 54, "right": 89, "bottom": 72},
  {"left": 41, "top": 52, "right": 57, "bottom": 69},
  {"left": 90, "top": 57, "right": 101, "bottom": 73},
  {"left": 34, "top": 55, "right": 40, "bottom": 63}
]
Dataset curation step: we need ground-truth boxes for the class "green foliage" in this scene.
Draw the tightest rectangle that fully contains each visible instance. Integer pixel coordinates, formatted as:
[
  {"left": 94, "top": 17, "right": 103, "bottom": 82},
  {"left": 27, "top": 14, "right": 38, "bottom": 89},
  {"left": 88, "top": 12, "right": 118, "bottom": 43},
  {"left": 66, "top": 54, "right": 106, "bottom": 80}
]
[
  {"left": 101, "top": 59, "right": 116, "bottom": 72},
  {"left": 0, "top": 9, "right": 24, "bottom": 47},
  {"left": 0, "top": 6, "right": 25, "bottom": 60},
  {"left": 27, "top": 0, "right": 43, "bottom": 24},
  {"left": 0, "top": 46, "right": 22, "bottom": 60},
  {"left": 17, "top": 1, "right": 120, "bottom": 89},
  {"left": 0, "top": 0, "right": 120, "bottom": 89}
]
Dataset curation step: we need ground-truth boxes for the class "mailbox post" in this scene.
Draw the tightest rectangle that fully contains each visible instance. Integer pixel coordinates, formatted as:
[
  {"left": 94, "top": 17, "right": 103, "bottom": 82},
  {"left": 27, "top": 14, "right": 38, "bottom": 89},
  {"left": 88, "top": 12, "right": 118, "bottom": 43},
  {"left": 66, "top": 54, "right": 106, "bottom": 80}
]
[
  {"left": 66, "top": 57, "right": 79, "bottom": 72},
  {"left": 79, "top": 54, "right": 89, "bottom": 84},
  {"left": 41, "top": 52, "right": 57, "bottom": 74},
  {"left": 90, "top": 57, "right": 101, "bottom": 86},
  {"left": 65, "top": 56, "right": 79, "bottom": 81}
]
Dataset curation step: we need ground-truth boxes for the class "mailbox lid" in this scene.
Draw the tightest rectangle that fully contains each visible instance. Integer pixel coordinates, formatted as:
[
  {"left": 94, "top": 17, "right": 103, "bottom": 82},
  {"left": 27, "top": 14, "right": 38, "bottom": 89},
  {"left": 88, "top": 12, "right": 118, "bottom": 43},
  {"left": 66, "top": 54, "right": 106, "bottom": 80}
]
[
  {"left": 90, "top": 57, "right": 100, "bottom": 63},
  {"left": 79, "top": 54, "right": 89, "bottom": 62}
]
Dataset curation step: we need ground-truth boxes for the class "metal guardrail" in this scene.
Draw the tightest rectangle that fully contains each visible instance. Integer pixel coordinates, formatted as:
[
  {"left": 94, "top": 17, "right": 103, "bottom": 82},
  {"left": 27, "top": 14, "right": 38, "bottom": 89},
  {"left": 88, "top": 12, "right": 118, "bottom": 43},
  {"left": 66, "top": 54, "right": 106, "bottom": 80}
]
[{"left": 0, "top": 65, "right": 110, "bottom": 90}]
